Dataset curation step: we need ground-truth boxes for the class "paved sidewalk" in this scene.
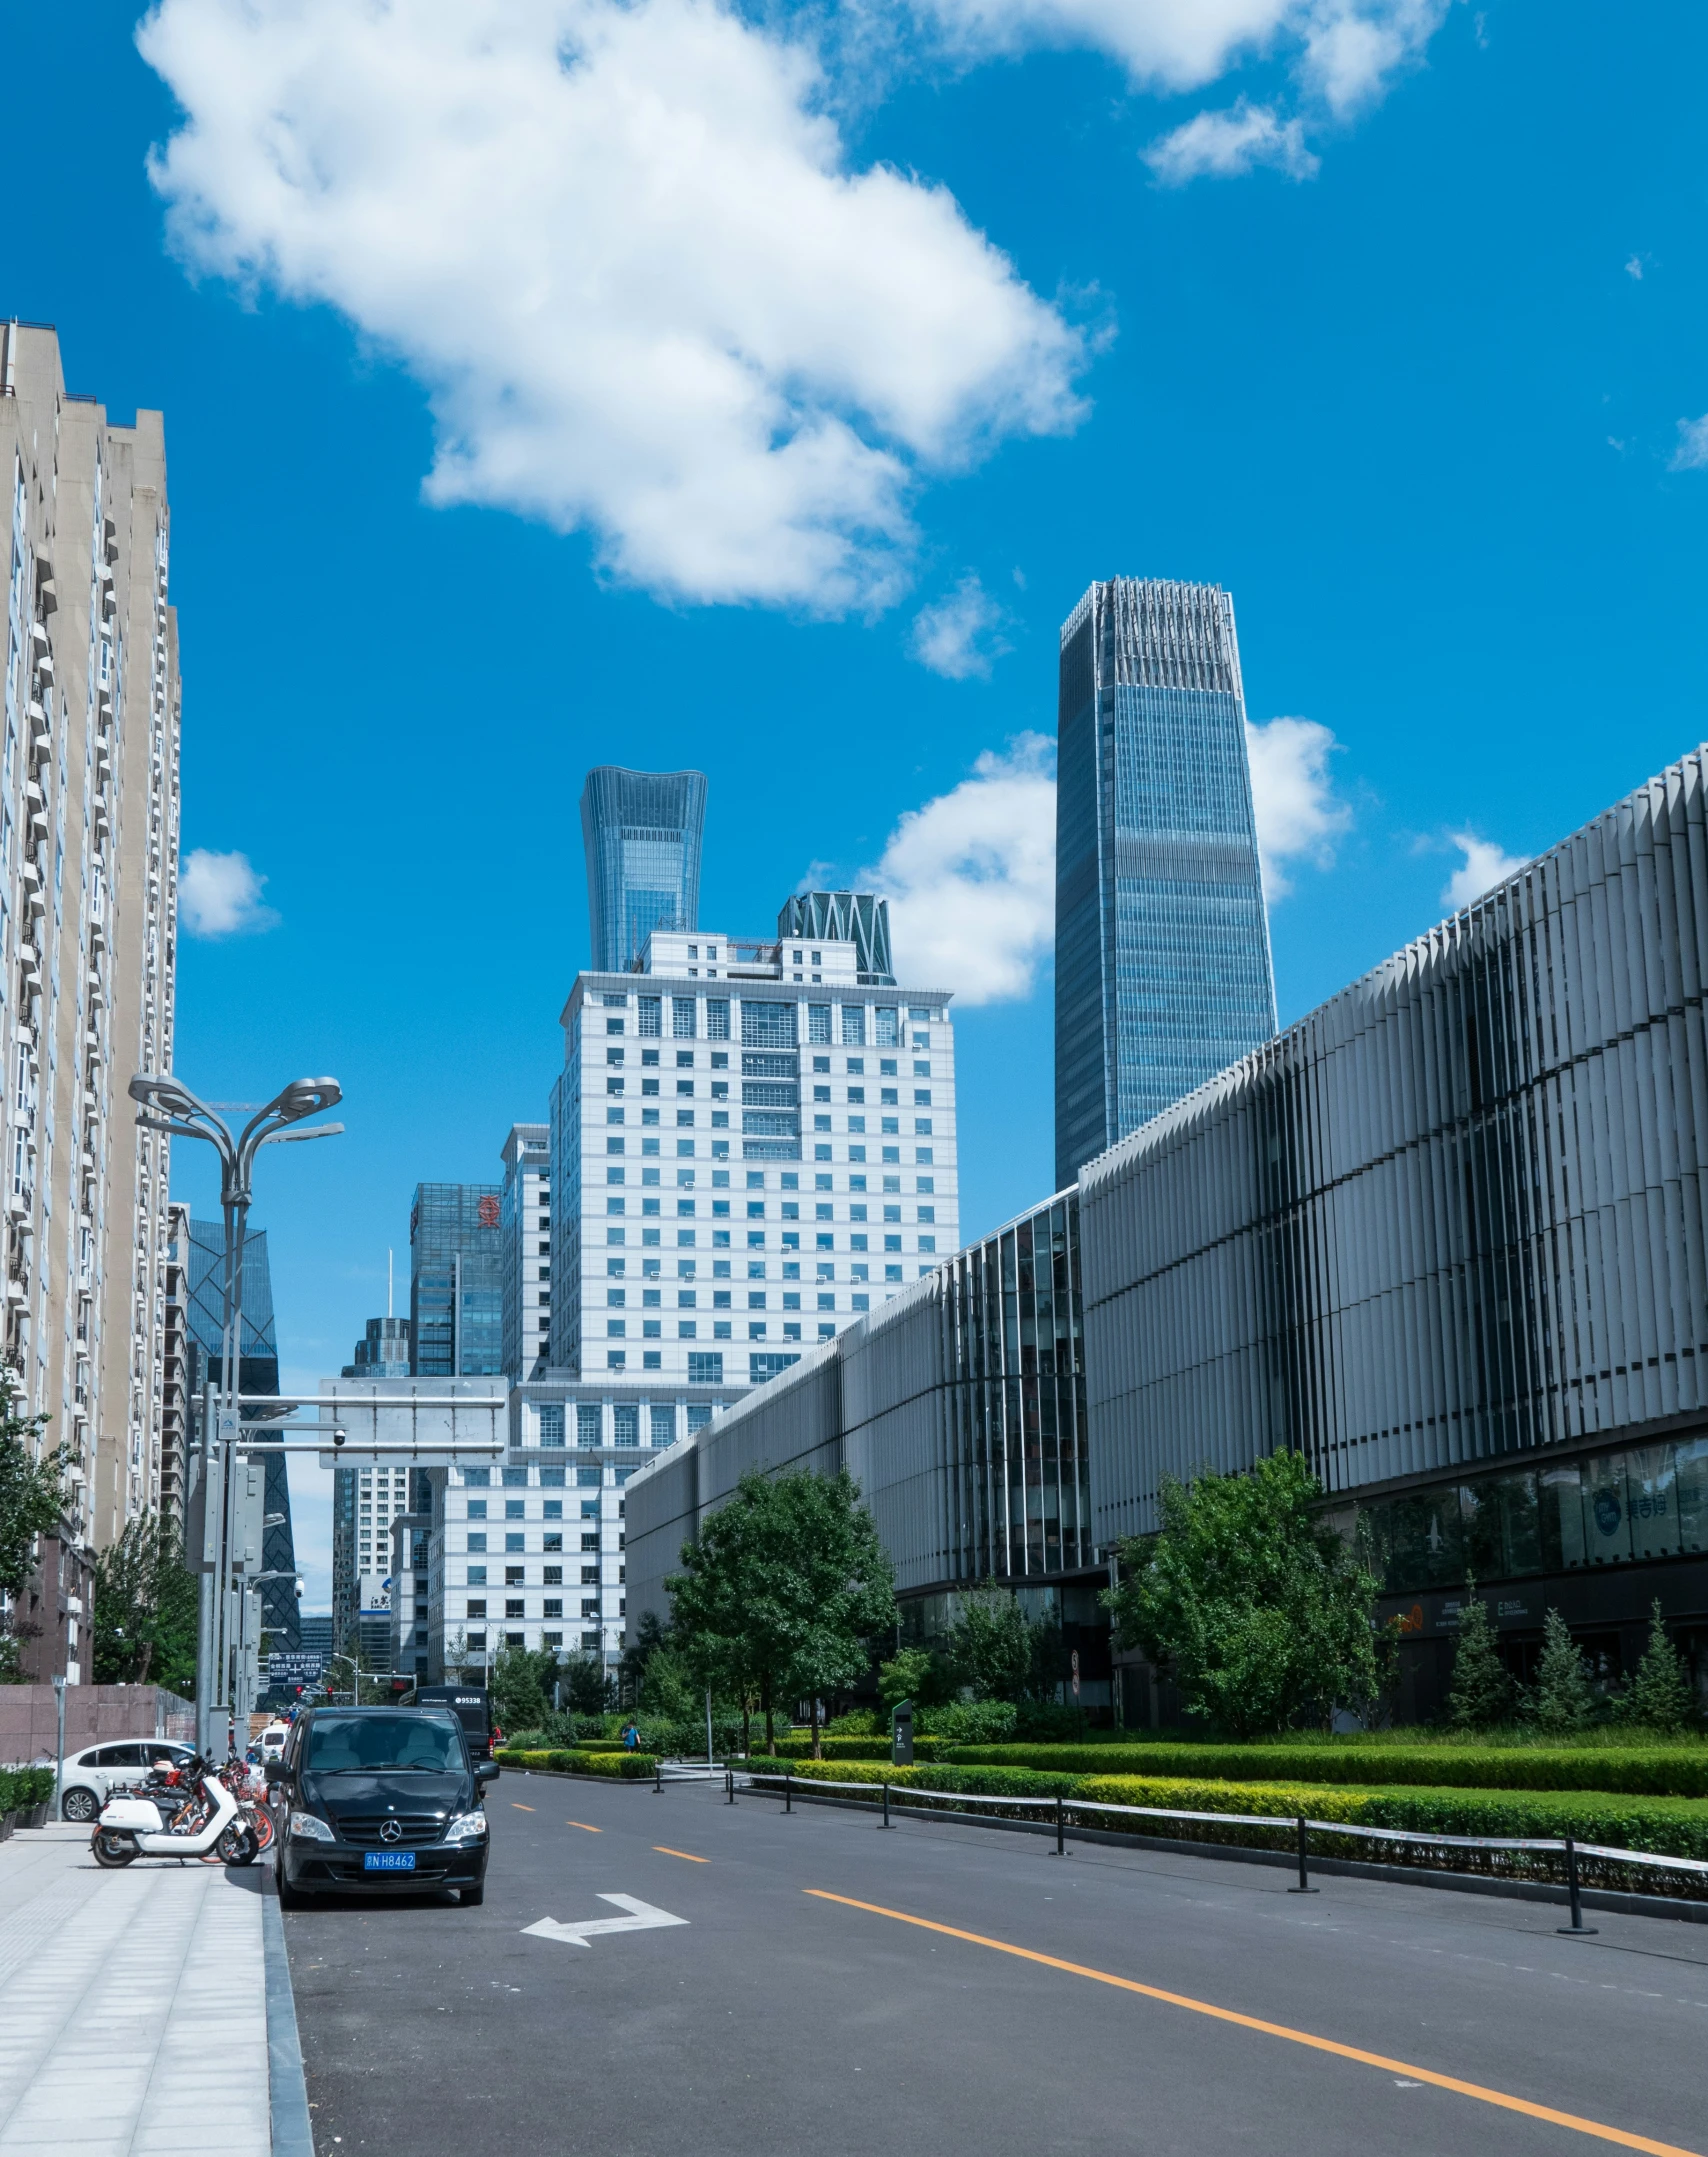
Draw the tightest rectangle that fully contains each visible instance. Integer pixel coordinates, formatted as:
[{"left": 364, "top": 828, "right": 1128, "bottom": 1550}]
[{"left": 0, "top": 1823, "right": 270, "bottom": 2156}]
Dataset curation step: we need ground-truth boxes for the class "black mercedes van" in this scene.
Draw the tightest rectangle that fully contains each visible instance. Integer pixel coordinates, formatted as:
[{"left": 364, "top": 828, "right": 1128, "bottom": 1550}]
[{"left": 269, "top": 1705, "right": 499, "bottom": 1907}]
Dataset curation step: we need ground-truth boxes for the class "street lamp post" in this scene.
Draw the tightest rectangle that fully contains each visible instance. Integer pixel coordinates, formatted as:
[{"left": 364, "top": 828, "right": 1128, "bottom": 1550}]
[{"left": 129, "top": 1072, "right": 342, "bottom": 1756}]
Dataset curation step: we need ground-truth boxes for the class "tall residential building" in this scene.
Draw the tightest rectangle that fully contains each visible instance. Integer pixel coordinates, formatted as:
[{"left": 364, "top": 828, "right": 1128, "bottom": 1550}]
[
  {"left": 1, "top": 322, "right": 181, "bottom": 1661},
  {"left": 546, "top": 911, "right": 958, "bottom": 1394},
  {"left": 580, "top": 766, "right": 707, "bottom": 972},
  {"left": 409, "top": 1183, "right": 505, "bottom": 1377},
  {"left": 499, "top": 1123, "right": 550, "bottom": 1380},
  {"left": 1054, "top": 578, "right": 1275, "bottom": 1188},
  {"left": 182, "top": 1218, "right": 298, "bottom": 1650}
]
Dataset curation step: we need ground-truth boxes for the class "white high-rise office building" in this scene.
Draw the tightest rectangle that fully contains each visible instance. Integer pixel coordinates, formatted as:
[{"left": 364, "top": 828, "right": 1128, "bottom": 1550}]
[
  {"left": 0, "top": 322, "right": 181, "bottom": 1677},
  {"left": 427, "top": 898, "right": 958, "bottom": 1681},
  {"left": 547, "top": 915, "right": 957, "bottom": 1390}
]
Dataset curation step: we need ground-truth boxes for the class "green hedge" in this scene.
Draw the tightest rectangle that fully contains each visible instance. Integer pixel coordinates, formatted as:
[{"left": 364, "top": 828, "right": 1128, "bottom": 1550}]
[
  {"left": 0, "top": 1767, "right": 52, "bottom": 1817},
  {"left": 746, "top": 1758, "right": 1708, "bottom": 1863},
  {"left": 494, "top": 1748, "right": 658, "bottom": 1780},
  {"left": 766, "top": 1734, "right": 943, "bottom": 1762},
  {"left": 939, "top": 1743, "right": 1708, "bottom": 1799}
]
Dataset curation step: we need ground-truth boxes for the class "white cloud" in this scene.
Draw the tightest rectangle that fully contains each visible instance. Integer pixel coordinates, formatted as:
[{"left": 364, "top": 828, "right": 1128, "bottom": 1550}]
[
  {"left": 1244, "top": 715, "right": 1350, "bottom": 897},
  {"left": 1146, "top": 100, "right": 1319, "bottom": 184},
  {"left": 138, "top": 0, "right": 1088, "bottom": 613},
  {"left": 1441, "top": 831, "right": 1528, "bottom": 912},
  {"left": 925, "top": 0, "right": 1447, "bottom": 172},
  {"left": 1671, "top": 415, "right": 1708, "bottom": 472},
  {"left": 1625, "top": 254, "right": 1644, "bottom": 281},
  {"left": 180, "top": 848, "right": 279, "bottom": 938},
  {"left": 868, "top": 735, "right": 1056, "bottom": 1002},
  {"left": 911, "top": 573, "right": 1010, "bottom": 678}
]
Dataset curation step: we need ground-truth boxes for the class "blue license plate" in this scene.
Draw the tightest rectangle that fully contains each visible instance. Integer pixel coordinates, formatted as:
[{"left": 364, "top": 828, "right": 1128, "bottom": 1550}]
[{"left": 363, "top": 1850, "right": 416, "bottom": 1872}]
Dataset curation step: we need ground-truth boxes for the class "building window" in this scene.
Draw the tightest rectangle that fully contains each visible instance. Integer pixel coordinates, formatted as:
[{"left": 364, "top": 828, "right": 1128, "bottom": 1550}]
[
  {"left": 466, "top": 1567, "right": 487, "bottom": 1586},
  {"left": 638, "top": 996, "right": 662, "bottom": 1036},
  {"left": 650, "top": 1405, "right": 674, "bottom": 1447},
  {"left": 537, "top": 1403, "right": 565, "bottom": 1446},
  {"left": 466, "top": 1599, "right": 487, "bottom": 1618},
  {"left": 672, "top": 996, "right": 696, "bottom": 1038},
  {"left": 875, "top": 1008, "right": 900, "bottom": 1047},
  {"left": 543, "top": 1599, "right": 564, "bottom": 1619},
  {"left": 688, "top": 1351, "right": 724, "bottom": 1384},
  {"left": 706, "top": 999, "right": 730, "bottom": 1039},
  {"left": 750, "top": 1352, "right": 800, "bottom": 1384},
  {"left": 613, "top": 1404, "right": 640, "bottom": 1446},
  {"left": 841, "top": 1006, "right": 866, "bottom": 1047}
]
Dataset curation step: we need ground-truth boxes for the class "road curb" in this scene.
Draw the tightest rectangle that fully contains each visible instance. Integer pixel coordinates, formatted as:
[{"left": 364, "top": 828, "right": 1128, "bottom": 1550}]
[{"left": 263, "top": 1869, "right": 314, "bottom": 2157}]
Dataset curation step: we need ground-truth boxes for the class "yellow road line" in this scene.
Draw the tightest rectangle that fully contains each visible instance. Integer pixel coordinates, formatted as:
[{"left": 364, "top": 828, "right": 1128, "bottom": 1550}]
[
  {"left": 653, "top": 1846, "right": 708, "bottom": 1864},
  {"left": 511, "top": 1803, "right": 535, "bottom": 1812},
  {"left": 566, "top": 1821, "right": 602, "bottom": 1833},
  {"left": 804, "top": 1891, "right": 1699, "bottom": 2157}
]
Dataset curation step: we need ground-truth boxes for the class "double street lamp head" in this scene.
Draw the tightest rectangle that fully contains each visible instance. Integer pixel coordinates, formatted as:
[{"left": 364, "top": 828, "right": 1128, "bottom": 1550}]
[{"left": 128, "top": 1071, "right": 343, "bottom": 1204}]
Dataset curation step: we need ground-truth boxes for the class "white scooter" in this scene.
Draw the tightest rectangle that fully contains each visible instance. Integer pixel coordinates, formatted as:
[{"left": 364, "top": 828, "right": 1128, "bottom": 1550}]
[{"left": 91, "top": 1758, "right": 256, "bottom": 1868}]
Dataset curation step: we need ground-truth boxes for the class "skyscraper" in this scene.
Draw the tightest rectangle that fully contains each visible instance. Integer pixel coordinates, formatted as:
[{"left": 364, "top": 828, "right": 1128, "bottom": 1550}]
[
  {"left": 409, "top": 1183, "right": 505, "bottom": 1376},
  {"left": 2, "top": 322, "right": 181, "bottom": 1673},
  {"left": 1054, "top": 578, "right": 1276, "bottom": 1188},
  {"left": 182, "top": 1219, "right": 298, "bottom": 1650},
  {"left": 777, "top": 892, "right": 896, "bottom": 984},
  {"left": 580, "top": 766, "right": 707, "bottom": 972}
]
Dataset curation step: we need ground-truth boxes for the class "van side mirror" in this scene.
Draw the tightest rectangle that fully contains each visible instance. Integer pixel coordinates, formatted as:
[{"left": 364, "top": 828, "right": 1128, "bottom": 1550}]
[{"left": 475, "top": 1760, "right": 499, "bottom": 1786}]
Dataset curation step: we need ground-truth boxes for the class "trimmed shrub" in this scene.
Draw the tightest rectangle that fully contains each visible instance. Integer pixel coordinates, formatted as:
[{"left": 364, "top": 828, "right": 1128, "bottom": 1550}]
[
  {"left": 493, "top": 1748, "right": 658, "bottom": 1780},
  {"left": 937, "top": 1743, "right": 1708, "bottom": 1799},
  {"left": 767, "top": 1733, "right": 944, "bottom": 1762}
]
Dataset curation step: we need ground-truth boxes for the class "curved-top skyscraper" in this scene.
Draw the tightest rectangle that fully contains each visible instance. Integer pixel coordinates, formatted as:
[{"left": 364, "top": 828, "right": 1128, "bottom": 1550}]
[
  {"left": 1055, "top": 578, "right": 1277, "bottom": 1188},
  {"left": 580, "top": 767, "right": 708, "bottom": 972}
]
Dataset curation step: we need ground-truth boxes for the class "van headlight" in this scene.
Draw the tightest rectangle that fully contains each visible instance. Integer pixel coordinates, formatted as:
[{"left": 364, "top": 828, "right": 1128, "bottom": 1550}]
[
  {"left": 288, "top": 1810, "right": 334, "bottom": 1843},
  {"left": 442, "top": 1812, "right": 489, "bottom": 1844}
]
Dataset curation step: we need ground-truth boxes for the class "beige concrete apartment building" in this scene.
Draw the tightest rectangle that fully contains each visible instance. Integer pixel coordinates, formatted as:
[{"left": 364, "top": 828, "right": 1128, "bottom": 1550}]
[{"left": 1, "top": 320, "right": 181, "bottom": 1675}]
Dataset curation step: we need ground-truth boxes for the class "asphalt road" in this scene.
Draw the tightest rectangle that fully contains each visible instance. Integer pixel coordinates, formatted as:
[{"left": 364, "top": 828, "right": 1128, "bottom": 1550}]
[{"left": 281, "top": 1773, "right": 1708, "bottom": 2157}]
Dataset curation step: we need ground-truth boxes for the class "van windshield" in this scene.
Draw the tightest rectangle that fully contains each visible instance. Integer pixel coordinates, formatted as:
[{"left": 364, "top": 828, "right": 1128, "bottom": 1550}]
[{"left": 304, "top": 1716, "right": 463, "bottom": 1774}]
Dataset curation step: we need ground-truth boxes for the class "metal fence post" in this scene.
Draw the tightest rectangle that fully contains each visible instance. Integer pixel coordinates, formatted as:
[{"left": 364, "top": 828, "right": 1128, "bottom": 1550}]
[
  {"left": 1557, "top": 1836, "right": 1598, "bottom": 1936},
  {"left": 654, "top": 1759, "right": 663, "bottom": 1794},
  {"left": 1053, "top": 1791, "right": 1065, "bottom": 1857},
  {"left": 881, "top": 1780, "right": 893, "bottom": 1830},
  {"left": 1287, "top": 1814, "right": 1318, "bottom": 1894},
  {"left": 726, "top": 1768, "right": 736, "bottom": 1806},
  {"left": 785, "top": 1768, "right": 793, "bottom": 1815}
]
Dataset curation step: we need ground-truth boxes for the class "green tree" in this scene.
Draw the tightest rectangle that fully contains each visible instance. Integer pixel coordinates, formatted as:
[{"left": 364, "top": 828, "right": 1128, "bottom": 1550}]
[
  {"left": 0, "top": 1377, "right": 68, "bottom": 1683},
  {"left": 668, "top": 1468, "right": 895, "bottom": 1757},
  {"left": 491, "top": 1645, "right": 564, "bottom": 1734},
  {"left": 561, "top": 1650, "right": 615, "bottom": 1717},
  {"left": 1102, "top": 1451, "right": 1391, "bottom": 1737},
  {"left": 946, "top": 1589, "right": 1034, "bottom": 1703},
  {"left": 668, "top": 1470, "right": 773, "bottom": 1754},
  {"left": 1446, "top": 1577, "right": 1515, "bottom": 1730},
  {"left": 759, "top": 1469, "right": 895, "bottom": 1757},
  {"left": 1626, "top": 1601, "right": 1695, "bottom": 1735},
  {"left": 1530, "top": 1609, "right": 1595, "bottom": 1734},
  {"left": 877, "top": 1644, "right": 953, "bottom": 1722},
  {"left": 90, "top": 1516, "right": 197, "bottom": 1695}
]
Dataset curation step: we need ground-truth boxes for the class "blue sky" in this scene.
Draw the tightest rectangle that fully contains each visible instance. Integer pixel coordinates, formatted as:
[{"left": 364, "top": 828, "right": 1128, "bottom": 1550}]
[{"left": 5, "top": 0, "right": 1707, "bottom": 1603}]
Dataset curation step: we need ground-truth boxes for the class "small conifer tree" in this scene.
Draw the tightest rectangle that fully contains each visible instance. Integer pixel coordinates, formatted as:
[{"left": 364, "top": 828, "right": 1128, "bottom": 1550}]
[
  {"left": 1530, "top": 1609, "right": 1595, "bottom": 1734},
  {"left": 1447, "top": 1577, "right": 1514, "bottom": 1730},
  {"left": 1627, "top": 1600, "right": 1695, "bottom": 1735}
]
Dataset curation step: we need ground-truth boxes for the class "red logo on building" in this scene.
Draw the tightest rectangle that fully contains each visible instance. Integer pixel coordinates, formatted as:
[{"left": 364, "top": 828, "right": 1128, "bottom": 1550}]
[{"left": 478, "top": 1195, "right": 500, "bottom": 1228}]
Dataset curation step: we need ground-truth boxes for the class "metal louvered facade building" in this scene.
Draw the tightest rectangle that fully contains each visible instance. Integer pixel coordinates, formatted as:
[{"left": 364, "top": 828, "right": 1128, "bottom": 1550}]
[
  {"left": 625, "top": 1191, "right": 1105, "bottom": 1682},
  {"left": 1083, "top": 747, "right": 1708, "bottom": 1720}
]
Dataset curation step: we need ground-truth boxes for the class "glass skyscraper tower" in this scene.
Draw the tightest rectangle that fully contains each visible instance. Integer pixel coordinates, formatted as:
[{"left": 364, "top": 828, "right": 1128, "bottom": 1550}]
[
  {"left": 580, "top": 767, "right": 708, "bottom": 972},
  {"left": 1055, "top": 578, "right": 1276, "bottom": 1188}
]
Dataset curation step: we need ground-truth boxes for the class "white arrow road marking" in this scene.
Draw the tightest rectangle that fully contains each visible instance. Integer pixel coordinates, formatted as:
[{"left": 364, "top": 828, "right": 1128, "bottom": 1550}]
[{"left": 522, "top": 1894, "right": 689, "bottom": 1949}]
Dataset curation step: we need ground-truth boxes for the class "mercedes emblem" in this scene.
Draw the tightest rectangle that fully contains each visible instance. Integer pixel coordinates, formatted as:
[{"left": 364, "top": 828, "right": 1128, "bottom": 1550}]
[{"left": 379, "top": 1819, "right": 403, "bottom": 1844}]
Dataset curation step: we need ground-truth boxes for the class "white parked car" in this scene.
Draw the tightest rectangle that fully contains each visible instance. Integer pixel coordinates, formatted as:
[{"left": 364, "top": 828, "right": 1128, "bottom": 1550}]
[
  {"left": 259, "top": 1722, "right": 291, "bottom": 1761},
  {"left": 57, "top": 1740, "right": 196, "bottom": 1823}
]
